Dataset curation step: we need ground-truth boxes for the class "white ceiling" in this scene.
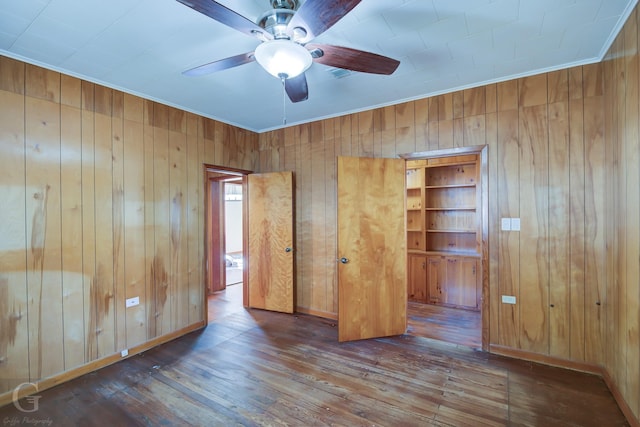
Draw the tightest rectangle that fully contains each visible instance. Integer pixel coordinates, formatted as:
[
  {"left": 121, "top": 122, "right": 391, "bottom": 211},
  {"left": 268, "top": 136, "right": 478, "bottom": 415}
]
[{"left": 0, "top": 0, "right": 636, "bottom": 132}]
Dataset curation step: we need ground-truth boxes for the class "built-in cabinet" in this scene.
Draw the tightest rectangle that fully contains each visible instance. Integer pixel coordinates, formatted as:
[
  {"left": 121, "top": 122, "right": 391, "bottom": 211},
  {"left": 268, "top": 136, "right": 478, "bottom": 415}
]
[{"left": 406, "top": 154, "right": 481, "bottom": 311}]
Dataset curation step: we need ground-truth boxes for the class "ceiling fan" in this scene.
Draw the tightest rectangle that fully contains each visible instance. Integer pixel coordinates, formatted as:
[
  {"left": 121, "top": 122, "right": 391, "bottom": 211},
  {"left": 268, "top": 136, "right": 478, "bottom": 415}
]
[{"left": 176, "top": 0, "right": 400, "bottom": 103}]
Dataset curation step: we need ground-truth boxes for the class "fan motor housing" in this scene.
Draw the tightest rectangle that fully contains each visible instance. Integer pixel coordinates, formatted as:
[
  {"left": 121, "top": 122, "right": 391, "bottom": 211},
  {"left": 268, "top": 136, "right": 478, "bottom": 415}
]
[{"left": 270, "top": 0, "right": 298, "bottom": 9}]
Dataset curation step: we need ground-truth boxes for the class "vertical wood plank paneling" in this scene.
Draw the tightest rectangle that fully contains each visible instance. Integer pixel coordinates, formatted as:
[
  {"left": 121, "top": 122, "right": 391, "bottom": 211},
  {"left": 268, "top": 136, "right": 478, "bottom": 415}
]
[
  {"left": 496, "top": 107, "right": 520, "bottom": 348},
  {"left": 463, "top": 115, "right": 486, "bottom": 147},
  {"left": 325, "top": 137, "right": 338, "bottom": 314},
  {"left": 186, "top": 114, "right": 202, "bottom": 325},
  {"left": 25, "top": 65, "right": 60, "bottom": 103},
  {"left": 438, "top": 119, "right": 454, "bottom": 149},
  {"left": 112, "top": 102, "right": 126, "bottom": 353},
  {"left": 298, "top": 130, "right": 312, "bottom": 309},
  {"left": 0, "top": 56, "right": 25, "bottom": 94},
  {"left": 123, "top": 116, "right": 146, "bottom": 347},
  {"left": 518, "top": 102, "right": 549, "bottom": 355},
  {"left": 0, "top": 89, "right": 29, "bottom": 390},
  {"left": 310, "top": 141, "right": 327, "bottom": 312},
  {"left": 414, "top": 99, "right": 429, "bottom": 152},
  {"left": 610, "top": 40, "right": 625, "bottom": 385},
  {"left": 548, "top": 99, "right": 570, "bottom": 359},
  {"left": 584, "top": 91, "right": 606, "bottom": 365},
  {"left": 464, "top": 87, "right": 486, "bottom": 117},
  {"left": 81, "top": 84, "right": 97, "bottom": 361},
  {"left": 395, "top": 102, "right": 415, "bottom": 154},
  {"left": 624, "top": 10, "right": 640, "bottom": 414},
  {"left": 153, "top": 121, "right": 171, "bottom": 336},
  {"left": 143, "top": 106, "right": 157, "bottom": 340},
  {"left": 485, "top": 109, "right": 500, "bottom": 348},
  {"left": 169, "top": 130, "right": 188, "bottom": 330},
  {"left": 614, "top": 29, "right": 628, "bottom": 401},
  {"left": 94, "top": 113, "right": 115, "bottom": 358},
  {"left": 25, "top": 96, "right": 64, "bottom": 380},
  {"left": 568, "top": 71, "right": 586, "bottom": 361},
  {"left": 60, "top": 103, "right": 85, "bottom": 369}
]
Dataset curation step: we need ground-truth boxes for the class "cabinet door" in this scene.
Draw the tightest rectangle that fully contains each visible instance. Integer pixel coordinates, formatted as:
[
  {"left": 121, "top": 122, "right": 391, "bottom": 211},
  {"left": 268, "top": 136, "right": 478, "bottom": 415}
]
[
  {"left": 444, "top": 257, "right": 479, "bottom": 310},
  {"left": 408, "top": 254, "right": 427, "bottom": 302},
  {"left": 427, "top": 256, "right": 445, "bottom": 304}
]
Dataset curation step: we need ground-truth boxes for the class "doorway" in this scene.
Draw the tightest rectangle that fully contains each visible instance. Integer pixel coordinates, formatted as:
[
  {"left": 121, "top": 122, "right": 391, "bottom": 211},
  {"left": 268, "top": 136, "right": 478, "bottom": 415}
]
[
  {"left": 205, "top": 167, "right": 296, "bottom": 322},
  {"left": 205, "top": 166, "right": 249, "bottom": 323},
  {"left": 402, "top": 146, "right": 488, "bottom": 351}
]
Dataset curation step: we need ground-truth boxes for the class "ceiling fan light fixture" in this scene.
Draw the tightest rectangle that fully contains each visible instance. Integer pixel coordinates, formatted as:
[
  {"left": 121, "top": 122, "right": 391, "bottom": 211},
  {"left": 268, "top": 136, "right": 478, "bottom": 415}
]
[{"left": 254, "top": 40, "right": 312, "bottom": 79}]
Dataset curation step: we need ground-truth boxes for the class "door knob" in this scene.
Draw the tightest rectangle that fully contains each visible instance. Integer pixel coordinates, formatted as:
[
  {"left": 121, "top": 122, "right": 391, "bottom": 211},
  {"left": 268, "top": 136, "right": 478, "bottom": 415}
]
[
  {"left": 285, "top": 247, "right": 293, "bottom": 253},
  {"left": 339, "top": 257, "right": 349, "bottom": 264}
]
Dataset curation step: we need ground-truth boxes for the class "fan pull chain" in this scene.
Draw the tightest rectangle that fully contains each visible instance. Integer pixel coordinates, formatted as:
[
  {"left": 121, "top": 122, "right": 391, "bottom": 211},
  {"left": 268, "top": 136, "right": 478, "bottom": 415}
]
[{"left": 280, "top": 76, "right": 287, "bottom": 126}]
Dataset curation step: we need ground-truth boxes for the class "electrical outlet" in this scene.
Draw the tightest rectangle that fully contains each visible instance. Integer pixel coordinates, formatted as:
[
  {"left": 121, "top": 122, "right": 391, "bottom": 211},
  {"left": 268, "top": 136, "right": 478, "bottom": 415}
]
[
  {"left": 125, "top": 296, "right": 139, "bottom": 308},
  {"left": 121, "top": 349, "right": 129, "bottom": 357},
  {"left": 511, "top": 218, "right": 521, "bottom": 231},
  {"left": 501, "top": 295, "right": 516, "bottom": 304},
  {"left": 501, "top": 218, "right": 511, "bottom": 231}
]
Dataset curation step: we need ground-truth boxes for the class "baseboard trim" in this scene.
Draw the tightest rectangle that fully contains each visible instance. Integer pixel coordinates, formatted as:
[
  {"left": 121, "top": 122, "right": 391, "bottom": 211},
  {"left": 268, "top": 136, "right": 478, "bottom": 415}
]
[
  {"left": 601, "top": 368, "right": 640, "bottom": 427},
  {"left": 0, "top": 321, "right": 206, "bottom": 408},
  {"left": 489, "top": 344, "right": 602, "bottom": 374}
]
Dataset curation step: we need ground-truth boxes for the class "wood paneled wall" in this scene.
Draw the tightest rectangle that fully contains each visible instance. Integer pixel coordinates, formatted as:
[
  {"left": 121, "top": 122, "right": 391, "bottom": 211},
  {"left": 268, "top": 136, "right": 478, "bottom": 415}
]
[
  {"left": 259, "top": 64, "right": 609, "bottom": 359},
  {"left": 258, "top": 13, "right": 638, "bottom": 423},
  {"left": 602, "top": 7, "right": 640, "bottom": 423},
  {"left": 0, "top": 56, "right": 258, "bottom": 396}
]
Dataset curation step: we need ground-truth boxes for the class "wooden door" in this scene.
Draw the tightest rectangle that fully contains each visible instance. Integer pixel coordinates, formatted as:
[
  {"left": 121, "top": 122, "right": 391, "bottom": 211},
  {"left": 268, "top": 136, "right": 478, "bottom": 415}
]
[
  {"left": 207, "top": 178, "right": 226, "bottom": 293},
  {"left": 247, "top": 172, "right": 294, "bottom": 313},
  {"left": 337, "top": 156, "right": 406, "bottom": 342}
]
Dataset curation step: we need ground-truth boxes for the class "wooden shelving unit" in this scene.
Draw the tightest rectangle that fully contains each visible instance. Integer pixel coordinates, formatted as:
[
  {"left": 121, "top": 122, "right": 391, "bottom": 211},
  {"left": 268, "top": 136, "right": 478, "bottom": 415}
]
[{"left": 406, "top": 154, "right": 481, "bottom": 310}]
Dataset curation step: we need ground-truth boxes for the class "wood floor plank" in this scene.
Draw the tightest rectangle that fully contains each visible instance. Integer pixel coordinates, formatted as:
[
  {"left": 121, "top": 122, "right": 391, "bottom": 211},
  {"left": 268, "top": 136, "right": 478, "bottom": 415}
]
[{"left": 0, "top": 287, "right": 629, "bottom": 426}]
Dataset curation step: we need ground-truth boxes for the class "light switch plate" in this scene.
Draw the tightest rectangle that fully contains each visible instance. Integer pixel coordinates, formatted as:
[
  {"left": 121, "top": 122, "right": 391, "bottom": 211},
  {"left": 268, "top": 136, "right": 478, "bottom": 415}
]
[
  {"left": 125, "top": 296, "right": 139, "bottom": 308},
  {"left": 501, "top": 218, "right": 511, "bottom": 231},
  {"left": 502, "top": 295, "right": 516, "bottom": 304},
  {"left": 511, "top": 218, "right": 521, "bottom": 231}
]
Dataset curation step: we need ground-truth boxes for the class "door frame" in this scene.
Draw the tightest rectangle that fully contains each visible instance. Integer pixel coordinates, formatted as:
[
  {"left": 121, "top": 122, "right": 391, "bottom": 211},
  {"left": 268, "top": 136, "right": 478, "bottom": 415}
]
[
  {"left": 204, "top": 164, "right": 251, "bottom": 318},
  {"left": 400, "top": 145, "right": 489, "bottom": 351}
]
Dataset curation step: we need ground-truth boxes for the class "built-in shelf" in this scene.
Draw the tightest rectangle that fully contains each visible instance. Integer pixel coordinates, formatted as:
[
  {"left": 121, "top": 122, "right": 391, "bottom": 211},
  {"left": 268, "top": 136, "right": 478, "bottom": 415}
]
[
  {"left": 425, "top": 207, "right": 476, "bottom": 211},
  {"left": 427, "top": 229, "right": 476, "bottom": 234},
  {"left": 425, "top": 184, "right": 476, "bottom": 189}
]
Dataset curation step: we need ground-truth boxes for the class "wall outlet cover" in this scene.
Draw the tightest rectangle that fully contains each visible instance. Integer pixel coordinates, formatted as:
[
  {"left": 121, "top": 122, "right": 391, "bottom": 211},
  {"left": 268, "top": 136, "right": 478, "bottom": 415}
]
[
  {"left": 501, "top": 218, "right": 511, "bottom": 231},
  {"left": 121, "top": 349, "right": 129, "bottom": 357},
  {"left": 501, "top": 295, "right": 516, "bottom": 304},
  {"left": 125, "top": 296, "right": 140, "bottom": 308}
]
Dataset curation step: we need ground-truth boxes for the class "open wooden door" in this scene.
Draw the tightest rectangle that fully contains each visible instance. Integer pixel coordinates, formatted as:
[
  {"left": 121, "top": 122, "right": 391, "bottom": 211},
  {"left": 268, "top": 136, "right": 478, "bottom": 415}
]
[
  {"left": 247, "top": 171, "right": 294, "bottom": 313},
  {"left": 206, "top": 177, "right": 226, "bottom": 293},
  {"left": 337, "top": 157, "right": 407, "bottom": 342}
]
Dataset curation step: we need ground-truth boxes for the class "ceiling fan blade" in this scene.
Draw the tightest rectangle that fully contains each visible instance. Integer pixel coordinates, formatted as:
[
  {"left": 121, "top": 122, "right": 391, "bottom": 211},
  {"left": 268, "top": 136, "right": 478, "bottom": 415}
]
[
  {"left": 176, "top": 0, "right": 271, "bottom": 40},
  {"left": 287, "top": 0, "right": 362, "bottom": 43},
  {"left": 307, "top": 43, "right": 400, "bottom": 75},
  {"left": 183, "top": 52, "right": 255, "bottom": 76},
  {"left": 285, "top": 73, "right": 309, "bottom": 103}
]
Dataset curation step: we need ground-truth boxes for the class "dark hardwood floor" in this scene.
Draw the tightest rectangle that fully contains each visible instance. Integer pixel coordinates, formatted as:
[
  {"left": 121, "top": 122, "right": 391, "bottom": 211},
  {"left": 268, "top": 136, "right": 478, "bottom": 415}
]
[{"left": 0, "top": 284, "right": 628, "bottom": 426}]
